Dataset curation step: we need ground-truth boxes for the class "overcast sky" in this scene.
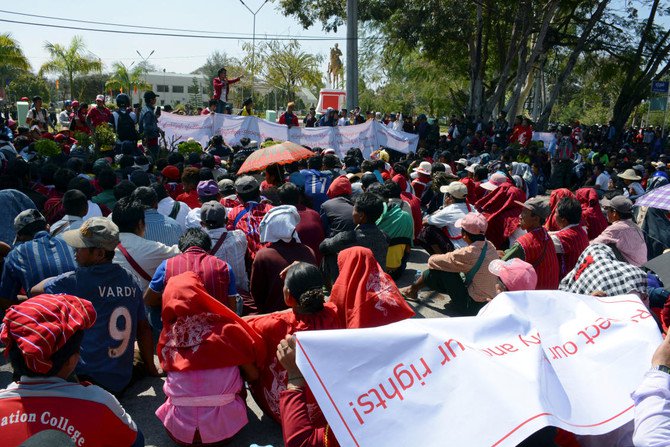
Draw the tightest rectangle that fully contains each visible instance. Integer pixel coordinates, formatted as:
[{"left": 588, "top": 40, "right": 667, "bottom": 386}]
[{"left": 1, "top": 1, "right": 346, "bottom": 76}]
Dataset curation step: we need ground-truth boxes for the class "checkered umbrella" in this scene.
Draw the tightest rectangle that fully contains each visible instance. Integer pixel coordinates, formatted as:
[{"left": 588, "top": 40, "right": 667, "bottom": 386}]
[
  {"left": 634, "top": 183, "right": 670, "bottom": 210},
  {"left": 236, "top": 141, "right": 314, "bottom": 175}
]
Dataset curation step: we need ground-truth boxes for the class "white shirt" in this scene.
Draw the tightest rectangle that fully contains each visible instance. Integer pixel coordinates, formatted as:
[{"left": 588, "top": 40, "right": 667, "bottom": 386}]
[
  {"left": 185, "top": 208, "right": 202, "bottom": 229},
  {"left": 113, "top": 232, "right": 180, "bottom": 290},
  {"left": 425, "top": 203, "right": 471, "bottom": 249},
  {"left": 337, "top": 117, "right": 349, "bottom": 126},
  {"left": 596, "top": 172, "right": 610, "bottom": 191},
  {"left": 206, "top": 227, "right": 249, "bottom": 292},
  {"left": 58, "top": 110, "right": 71, "bottom": 127},
  {"left": 51, "top": 215, "right": 84, "bottom": 237},
  {"left": 624, "top": 182, "right": 645, "bottom": 198},
  {"left": 83, "top": 201, "right": 103, "bottom": 221},
  {"left": 157, "top": 196, "right": 191, "bottom": 231}
]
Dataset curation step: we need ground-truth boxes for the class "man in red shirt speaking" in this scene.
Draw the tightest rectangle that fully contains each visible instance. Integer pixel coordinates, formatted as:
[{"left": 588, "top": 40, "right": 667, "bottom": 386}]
[{"left": 212, "top": 67, "right": 242, "bottom": 113}]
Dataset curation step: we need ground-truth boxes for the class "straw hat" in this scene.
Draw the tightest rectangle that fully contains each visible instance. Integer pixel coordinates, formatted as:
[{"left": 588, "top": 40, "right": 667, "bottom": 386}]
[{"left": 617, "top": 169, "right": 641, "bottom": 181}]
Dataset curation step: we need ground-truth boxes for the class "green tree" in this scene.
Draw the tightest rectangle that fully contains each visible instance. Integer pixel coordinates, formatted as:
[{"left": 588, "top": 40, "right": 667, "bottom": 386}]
[
  {"left": 244, "top": 40, "right": 323, "bottom": 102},
  {"left": 105, "top": 62, "right": 151, "bottom": 97},
  {"left": 7, "top": 73, "right": 50, "bottom": 103},
  {"left": 39, "top": 35, "right": 102, "bottom": 100},
  {"left": 0, "top": 33, "right": 30, "bottom": 91}
]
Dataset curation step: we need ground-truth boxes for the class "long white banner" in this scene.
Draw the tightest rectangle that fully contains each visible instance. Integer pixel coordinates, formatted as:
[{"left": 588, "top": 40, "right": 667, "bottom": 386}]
[
  {"left": 158, "top": 113, "right": 419, "bottom": 158},
  {"left": 295, "top": 291, "right": 661, "bottom": 447}
]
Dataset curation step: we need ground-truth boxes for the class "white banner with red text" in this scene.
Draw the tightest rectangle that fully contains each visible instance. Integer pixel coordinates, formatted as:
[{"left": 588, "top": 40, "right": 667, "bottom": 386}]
[
  {"left": 157, "top": 113, "right": 419, "bottom": 158},
  {"left": 295, "top": 291, "right": 661, "bottom": 447}
]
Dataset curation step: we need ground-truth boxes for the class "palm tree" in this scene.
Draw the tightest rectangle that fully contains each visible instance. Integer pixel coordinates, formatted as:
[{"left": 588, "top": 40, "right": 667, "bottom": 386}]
[
  {"left": 105, "top": 62, "right": 152, "bottom": 100},
  {"left": 39, "top": 35, "right": 102, "bottom": 100},
  {"left": 0, "top": 33, "right": 31, "bottom": 96}
]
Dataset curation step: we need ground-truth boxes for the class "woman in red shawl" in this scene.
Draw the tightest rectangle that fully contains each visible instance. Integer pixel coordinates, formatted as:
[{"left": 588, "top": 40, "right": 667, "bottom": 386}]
[
  {"left": 245, "top": 262, "right": 341, "bottom": 423},
  {"left": 545, "top": 188, "right": 576, "bottom": 231},
  {"left": 330, "top": 246, "right": 415, "bottom": 328},
  {"left": 475, "top": 183, "right": 526, "bottom": 249},
  {"left": 156, "top": 272, "right": 265, "bottom": 446},
  {"left": 576, "top": 187, "right": 608, "bottom": 239}
]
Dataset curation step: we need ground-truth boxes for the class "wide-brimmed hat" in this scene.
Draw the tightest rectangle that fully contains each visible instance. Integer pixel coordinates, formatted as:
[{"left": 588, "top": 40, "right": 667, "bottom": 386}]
[
  {"left": 414, "top": 161, "right": 432, "bottom": 176},
  {"left": 617, "top": 169, "right": 641, "bottom": 181}
]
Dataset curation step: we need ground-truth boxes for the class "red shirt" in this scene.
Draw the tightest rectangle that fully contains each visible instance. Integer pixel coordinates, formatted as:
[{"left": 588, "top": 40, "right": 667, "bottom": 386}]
[
  {"left": 517, "top": 227, "right": 559, "bottom": 290},
  {"left": 555, "top": 225, "right": 589, "bottom": 280},
  {"left": 164, "top": 247, "right": 231, "bottom": 305},
  {"left": 212, "top": 76, "right": 241, "bottom": 101},
  {"left": 175, "top": 190, "right": 200, "bottom": 209},
  {"left": 0, "top": 377, "right": 139, "bottom": 447},
  {"left": 86, "top": 106, "right": 112, "bottom": 128},
  {"left": 227, "top": 202, "right": 274, "bottom": 259},
  {"left": 280, "top": 388, "right": 340, "bottom": 447},
  {"left": 279, "top": 112, "right": 299, "bottom": 127},
  {"left": 250, "top": 240, "right": 317, "bottom": 314},
  {"left": 43, "top": 193, "right": 65, "bottom": 224},
  {"left": 295, "top": 205, "right": 325, "bottom": 264},
  {"left": 245, "top": 302, "right": 341, "bottom": 423}
]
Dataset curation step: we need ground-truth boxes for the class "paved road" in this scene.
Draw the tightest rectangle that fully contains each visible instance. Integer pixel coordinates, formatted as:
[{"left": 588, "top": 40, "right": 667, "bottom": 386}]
[{"left": 0, "top": 248, "right": 449, "bottom": 446}]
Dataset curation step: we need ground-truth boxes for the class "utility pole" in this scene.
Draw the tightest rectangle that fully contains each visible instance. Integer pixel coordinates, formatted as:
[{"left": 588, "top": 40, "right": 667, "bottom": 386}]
[
  {"left": 346, "top": 0, "right": 358, "bottom": 110},
  {"left": 239, "top": 0, "right": 269, "bottom": 101}
]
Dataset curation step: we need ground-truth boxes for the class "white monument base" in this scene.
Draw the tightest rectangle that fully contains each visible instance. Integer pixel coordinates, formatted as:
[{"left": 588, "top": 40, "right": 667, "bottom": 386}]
[{"left": 316, "top": 89, "right": 346, "bottom": 114}]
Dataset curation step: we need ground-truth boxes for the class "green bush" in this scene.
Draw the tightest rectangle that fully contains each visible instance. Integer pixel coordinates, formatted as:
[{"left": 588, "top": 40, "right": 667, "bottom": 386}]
[
  {"left": 34, "top": 139, "right": 61, "bottom": 158},
  {"left": 93, "top": 123, "right": 116, "bottom": 153},
  {"left": 177, "top": 139, "right": 203, "bottom": 156}
]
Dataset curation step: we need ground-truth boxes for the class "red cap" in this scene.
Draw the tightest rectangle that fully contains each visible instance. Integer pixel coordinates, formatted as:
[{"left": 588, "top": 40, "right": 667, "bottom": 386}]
[
  {"left": 161, "top": 165, "right": 180, "bottom": 181},
  {"left": 327, "top": 175, "right": 352, "bottom": 198}
]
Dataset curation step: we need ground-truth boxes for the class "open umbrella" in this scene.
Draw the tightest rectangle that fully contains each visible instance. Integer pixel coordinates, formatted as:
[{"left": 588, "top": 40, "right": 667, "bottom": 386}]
[
  {"left": 236, "top": 141, "right": 314, "bottom": 175},
  {"left": 634, "top": 183, "right": 670, "bottom": 210}
]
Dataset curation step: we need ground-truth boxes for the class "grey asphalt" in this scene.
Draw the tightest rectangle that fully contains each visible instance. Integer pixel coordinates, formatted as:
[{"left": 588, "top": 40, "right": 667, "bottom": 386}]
[{"left": 0, "top": 248, "right": 449, "bottom": 447}]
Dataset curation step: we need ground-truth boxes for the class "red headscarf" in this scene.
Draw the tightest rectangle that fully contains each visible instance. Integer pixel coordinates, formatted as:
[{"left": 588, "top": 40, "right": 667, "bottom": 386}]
[
  {"left": 330, "top": 247, "right": 415, "bottom": 328},
  {"left": 545, "top": 188, "right": 576, "bottom": 231},
  {"left": 576, "top": 187, "right": 608, "bottom": 240},
  {"left": 475, "top": 183, "right": 526, "bottom": 249},
  {"left": 1, "top": 295, "right": 96, "bottom": 374},
  {"left": 158, "top": 272, "right": 265, "bottom": 372},
  {"left": 245, "top": 302, "right": 341, "bottom": 423}
]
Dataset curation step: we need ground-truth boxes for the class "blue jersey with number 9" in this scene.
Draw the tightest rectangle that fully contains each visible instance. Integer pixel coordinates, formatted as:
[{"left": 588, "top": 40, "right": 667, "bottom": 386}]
[{"left": 45, "top": 263, "right": 145, "bottom": 393}]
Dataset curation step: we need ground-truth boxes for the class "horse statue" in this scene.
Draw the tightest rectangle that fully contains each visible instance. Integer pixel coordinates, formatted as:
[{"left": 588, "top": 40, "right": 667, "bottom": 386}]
[{"left": 328, "top": 43, "right": 344, "bottom": 89}]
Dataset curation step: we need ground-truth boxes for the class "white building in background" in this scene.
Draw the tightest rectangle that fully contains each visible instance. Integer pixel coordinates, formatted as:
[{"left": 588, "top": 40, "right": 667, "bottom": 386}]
[{"left": 140, "top": 72, "right": 209, "bottom": 107}]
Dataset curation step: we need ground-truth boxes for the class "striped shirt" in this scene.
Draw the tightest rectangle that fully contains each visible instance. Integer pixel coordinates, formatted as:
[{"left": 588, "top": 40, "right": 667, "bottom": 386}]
[
  {"left": 206, "top": 227, "right": 249, "bottom": 292},
  {"left": 144, "top": 209, "right": 183, "bottom": 246},
  {"left": 149, "top": 247, "right": 237, "bottom": 305},
  {"left": 0, "top": 231, "right": 76, "bottom": 301}
]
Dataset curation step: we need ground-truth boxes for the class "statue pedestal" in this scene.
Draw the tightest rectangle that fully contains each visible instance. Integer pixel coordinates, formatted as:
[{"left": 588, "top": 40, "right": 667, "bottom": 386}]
[{"left": 316, "top": 89, "right": 346, "bottom": 114}]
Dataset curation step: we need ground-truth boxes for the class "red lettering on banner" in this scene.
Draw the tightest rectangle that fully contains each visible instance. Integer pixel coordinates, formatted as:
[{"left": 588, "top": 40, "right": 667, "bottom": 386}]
[
  {"left": 518, "top": 332, "right": 541, "bottom": 347},
  {"left": 480, "top": 343, "right": 519, "bottom": 357},
  {"left": 349, "top": 357, "right": 433, "bottom": 425},
  {"left": 409, "top": 358, "right": 433, "bottom": 385},
  {"left": 630, "top": 308, "right": 652, "bottom": 323},
  {"left": 549, "top": 341, "right": 578, "bottom": 360},
  {"left": 439, "top": 339, "right": 465, "bottom": 364}
]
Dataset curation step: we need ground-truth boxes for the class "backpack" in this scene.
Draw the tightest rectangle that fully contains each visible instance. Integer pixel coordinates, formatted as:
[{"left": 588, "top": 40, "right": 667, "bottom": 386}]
[{"left": 116, "top": 111, "right": 139, "bottom": 142}]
